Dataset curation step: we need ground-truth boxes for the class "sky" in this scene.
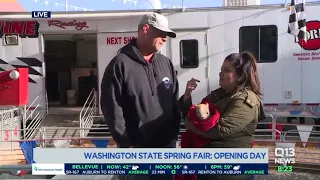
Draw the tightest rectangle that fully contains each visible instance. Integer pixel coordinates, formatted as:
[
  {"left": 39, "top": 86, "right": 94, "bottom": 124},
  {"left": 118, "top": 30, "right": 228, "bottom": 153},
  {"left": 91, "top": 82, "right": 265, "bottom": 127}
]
[{"left": 16, "top": 0, "right": 320, "bottom": 12}]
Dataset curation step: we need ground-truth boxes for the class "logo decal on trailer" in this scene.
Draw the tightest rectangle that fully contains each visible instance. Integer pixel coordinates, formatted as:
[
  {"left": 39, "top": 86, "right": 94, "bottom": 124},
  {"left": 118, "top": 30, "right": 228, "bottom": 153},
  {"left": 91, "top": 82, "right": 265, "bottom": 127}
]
[
  {"left": 162, "top": 77, "right": 170, "bottom": 89},
  {"left": 47, "top": 20, "right": 89, "bottom": 30},
  {"left": 294, "top": 20, "right": 320, "bottom": 50},
  {"left": 0, "top": 58, "right": 43, "bottom": 83},
  {"left": 0, "top": 21, "right": 40, "bottom": 38}
]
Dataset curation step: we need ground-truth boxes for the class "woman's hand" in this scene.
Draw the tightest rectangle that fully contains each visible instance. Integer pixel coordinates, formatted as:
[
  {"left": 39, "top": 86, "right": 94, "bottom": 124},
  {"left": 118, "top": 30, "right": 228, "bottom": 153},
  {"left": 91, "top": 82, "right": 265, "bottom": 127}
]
[{"left": 183, "top": 78, "right": 200, "bottom": 101}]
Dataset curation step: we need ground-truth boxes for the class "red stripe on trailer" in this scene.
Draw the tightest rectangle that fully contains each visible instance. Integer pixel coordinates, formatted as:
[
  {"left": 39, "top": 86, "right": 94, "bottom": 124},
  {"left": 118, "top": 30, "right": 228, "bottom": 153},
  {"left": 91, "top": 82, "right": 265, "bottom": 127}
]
[
  {"left": 264, "top": 103, "right": 319, "bottom": 106},
  {"left": 264, "top": 104, "right": 278, "bottom": 106},
  {"left": 306, "top": 103, "right": 320, "bottom": 106}
]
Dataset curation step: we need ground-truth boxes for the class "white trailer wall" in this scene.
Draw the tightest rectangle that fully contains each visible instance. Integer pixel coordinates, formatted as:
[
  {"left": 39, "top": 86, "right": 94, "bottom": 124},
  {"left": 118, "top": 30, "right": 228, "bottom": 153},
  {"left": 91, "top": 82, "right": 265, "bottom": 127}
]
[{"left": 166, "top": 6, "right": 320, "bottom": 104}]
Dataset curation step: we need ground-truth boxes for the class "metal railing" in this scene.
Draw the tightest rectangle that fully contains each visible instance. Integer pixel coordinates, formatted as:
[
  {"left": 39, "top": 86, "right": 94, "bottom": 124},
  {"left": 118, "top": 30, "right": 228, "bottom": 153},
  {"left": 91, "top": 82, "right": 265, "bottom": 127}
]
[
  {"left": 79, "top": 88, "right": 97, "bottom": 139},
  {"left": 1, "top": 125, "right": 320, "bottom": 159},
  {"left": 1, "top": 120, "right": 320, "bottom": 146},
  {"left": 0, "top": 108, "right": 21, "bottom": 150},
  {"left": 22, "top": 90, "right": 48, "bottom": 140},
  {"left": 2, "top": 99, "right": 320, "bottom": 175},
  {"left": 0, "top": 122, "right": 320, "bottom": 177}
]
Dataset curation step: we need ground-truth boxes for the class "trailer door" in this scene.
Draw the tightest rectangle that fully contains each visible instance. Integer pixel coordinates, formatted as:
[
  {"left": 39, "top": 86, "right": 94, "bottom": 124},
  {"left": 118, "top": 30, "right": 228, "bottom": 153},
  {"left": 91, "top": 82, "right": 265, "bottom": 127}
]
[{"left": 169, "top": 30, "right": 209, "bottom": 104}]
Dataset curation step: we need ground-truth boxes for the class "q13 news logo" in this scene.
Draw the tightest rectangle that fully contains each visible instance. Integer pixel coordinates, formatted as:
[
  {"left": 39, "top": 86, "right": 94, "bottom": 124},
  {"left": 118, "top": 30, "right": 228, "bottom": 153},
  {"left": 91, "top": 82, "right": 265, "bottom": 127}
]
[{"left": 274, "top": 148, "right": 296, "bottom": 164}]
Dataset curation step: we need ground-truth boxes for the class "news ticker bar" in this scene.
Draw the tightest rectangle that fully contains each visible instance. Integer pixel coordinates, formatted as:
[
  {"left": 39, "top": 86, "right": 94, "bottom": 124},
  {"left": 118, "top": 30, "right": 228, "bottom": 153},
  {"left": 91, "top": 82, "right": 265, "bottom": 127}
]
[{"left": 32, "top": 163, "right": 268, "bottom": 175}]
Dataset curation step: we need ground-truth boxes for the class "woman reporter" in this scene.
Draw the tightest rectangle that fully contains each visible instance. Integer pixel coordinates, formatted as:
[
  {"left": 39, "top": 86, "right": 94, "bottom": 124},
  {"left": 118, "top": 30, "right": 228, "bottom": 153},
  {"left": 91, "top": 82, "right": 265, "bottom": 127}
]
[{"left": 179, "top": 52, "right": 266, "bottom": 180}]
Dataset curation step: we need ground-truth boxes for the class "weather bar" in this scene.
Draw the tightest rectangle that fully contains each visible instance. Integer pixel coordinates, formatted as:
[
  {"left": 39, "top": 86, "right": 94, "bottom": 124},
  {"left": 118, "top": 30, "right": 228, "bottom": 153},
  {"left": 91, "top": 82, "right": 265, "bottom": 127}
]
[{"left": 61, "top": 163, "right": 268, "bottom": 175}]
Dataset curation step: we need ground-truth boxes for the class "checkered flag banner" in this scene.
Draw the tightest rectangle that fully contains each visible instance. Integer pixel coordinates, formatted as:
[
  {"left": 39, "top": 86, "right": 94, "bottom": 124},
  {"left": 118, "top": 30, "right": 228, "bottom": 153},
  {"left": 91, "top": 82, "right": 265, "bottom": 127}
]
[{"left": 287, "top": 0, "right": 307, "bottom": 42}]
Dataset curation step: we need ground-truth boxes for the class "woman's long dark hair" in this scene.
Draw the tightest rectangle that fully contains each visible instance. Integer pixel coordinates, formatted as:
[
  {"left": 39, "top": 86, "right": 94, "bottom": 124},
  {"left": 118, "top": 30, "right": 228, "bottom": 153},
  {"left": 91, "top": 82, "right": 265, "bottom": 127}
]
[{"left": 225, "top": 51, "right": 262, "bottom": 97}]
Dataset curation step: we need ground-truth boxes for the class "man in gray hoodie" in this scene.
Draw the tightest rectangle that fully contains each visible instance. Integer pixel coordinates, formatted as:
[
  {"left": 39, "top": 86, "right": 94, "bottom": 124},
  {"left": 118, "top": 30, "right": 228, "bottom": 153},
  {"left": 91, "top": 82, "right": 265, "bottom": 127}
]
[{"left": 101, "top": 13, "right": 181, "bottom": 180}]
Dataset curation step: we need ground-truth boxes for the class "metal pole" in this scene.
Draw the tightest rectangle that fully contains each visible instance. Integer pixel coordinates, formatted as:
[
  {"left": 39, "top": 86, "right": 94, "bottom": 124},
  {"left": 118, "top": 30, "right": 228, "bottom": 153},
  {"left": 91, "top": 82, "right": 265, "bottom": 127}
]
[{"left": 65, "top": 0, "right": 68, "bottom": 11}]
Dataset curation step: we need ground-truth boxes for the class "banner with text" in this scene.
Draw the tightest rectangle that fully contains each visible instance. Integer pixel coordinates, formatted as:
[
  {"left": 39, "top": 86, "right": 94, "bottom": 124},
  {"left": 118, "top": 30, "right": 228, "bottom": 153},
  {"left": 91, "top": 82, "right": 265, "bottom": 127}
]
[{"left": 34, "top": 148, "right": 268, "bottom": 164}]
